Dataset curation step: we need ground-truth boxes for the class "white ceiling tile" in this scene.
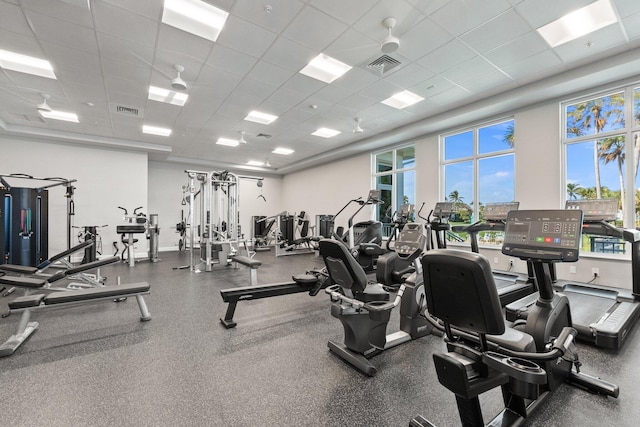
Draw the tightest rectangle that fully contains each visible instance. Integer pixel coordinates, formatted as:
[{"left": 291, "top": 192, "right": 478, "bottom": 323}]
[
  {"left": 281, "top": 74, "right": 325, "bottom": 96},
  {"left": 397, "top": 18, "right": 454, "bottom": 61},
  {"left": 155, "top": 24, "right": 214, "bottom": 63},
  {"left": 323, "top": 29, "right": 379, "bottom": 66},
  {"left": 0, "top": 29, "right": 45, "bottom": 58},
  {"left": 246, "top": 60, "right": 296, "bottom": 87},
  {"left": 20, "top": 0, "right": 93, "bottom": 27},
  {"left": 352, "top": 0, "right": 423, "bottom": 40},
  {"left": 428, "top": 85, "right": 477, "bottom": 106},
  {"left": 282, "top": 6, "right": 348, "bottom": 51},
  {"left": 206, "top": 44, "right": 258, "bottom": 76},
  {"left": 440, "top": 56, "right": 499, "bottom": 85},
  {"left": 100, "top": 0, "right": 163, "bottom": 20},
  {"left": 267, "top": 87, "right": 311, "bottom": 108},
  {"left": 361, "top": 80, "right": 405, "bottom": 103},
  {"left": 262, "top": 36, "right": 317, "bottom": 72},
  {"left": 552, "top": 24, "right": 628, "bottom": 63},
  {"left": 25, "top": 10, "right": 98, "bottom": 55},
  {"left": 515, "top": 0, "right": 594, "bottom": 28},
  {"left": 483, "top": 32, "right": 550, "bottom": 68},
  {"left": 460, "top": 70, "right": 513, "bottom": 94},
  {"left": 416, "top": 39, "right": 477, "bottom": 74},
  {"left": 232, "top": 0, "right": 305, "bottom": 33},
  {"left": 216, "top": 15, "right": 278, "bottom": 58},
  {"left": 615, "top": 0, "right": 640, "bottom": 18},
  {"left": 460, "top": 10, "right": 532, "bottom": 53},
  {"left": 406, "top": 0, "right": 450, "bottom": 16},
  {"left": 430, "top": 0, "right": 512, "bottom": 37},
  {"left": 310, "top": 0, "right": 378, "bottom": 25},
  {"left": 622, "top": 13, "right": 640, "bottom": 40},
  {"left": 331, "top": 68, "right": 380, "bottom": 92},
  {"left": 0, "top": 1, "right": 33, "bottom": 36},
  {"left": 381, "top": 62, "right": 436, "bottom": 88},
  {"left": 93, "top": 1, "right": 158, "bottom": 47},
  {"left": 502, "top": 50, "right": 563, "bottom": 82}
]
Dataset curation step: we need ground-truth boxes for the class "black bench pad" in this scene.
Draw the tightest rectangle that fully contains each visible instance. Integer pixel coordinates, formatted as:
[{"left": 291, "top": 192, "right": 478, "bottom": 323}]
[
  {"left": 0, "top": 264, "right": 39, "bottom": 275},
  {"left": 65, "top": 256, "right": 120, "bottom": 275},
  {"left": 8, "top": 282, "right": 150, "bottom": 309},
  {"left": 116, "top": 225, "right": 146, "bottom": 233},
  {"left": 0, "top": 275, "right": 47, "bottom": 288},
  {"left": 232, "top": 255, "right": 261, "bottom": 268}
]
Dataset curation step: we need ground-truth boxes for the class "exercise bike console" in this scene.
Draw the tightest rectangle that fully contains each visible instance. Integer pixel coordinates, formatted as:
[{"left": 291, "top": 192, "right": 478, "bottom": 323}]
[
  {"left": 502, "top": 209, "right": 583, "bottom": 263},
  {"left": 394, "top": 223, "right": 425, "bottom": 262}
]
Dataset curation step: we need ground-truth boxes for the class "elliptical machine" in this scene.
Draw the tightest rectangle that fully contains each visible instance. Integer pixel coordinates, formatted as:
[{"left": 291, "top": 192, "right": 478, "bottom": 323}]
[
  {"left": 411, "top": 209, "right": 618, "bottom": 427},
  {"left": 376, "top": 203, "right": 416, "bottom": 288},
  {"left": 320, "top": 220, "right": 436, "bottom": 376}
]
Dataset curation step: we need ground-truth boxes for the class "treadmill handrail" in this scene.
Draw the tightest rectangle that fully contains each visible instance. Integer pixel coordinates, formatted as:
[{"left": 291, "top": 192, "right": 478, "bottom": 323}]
[{"left": 582, "top": 220, "right": 640, "bottom": 243}]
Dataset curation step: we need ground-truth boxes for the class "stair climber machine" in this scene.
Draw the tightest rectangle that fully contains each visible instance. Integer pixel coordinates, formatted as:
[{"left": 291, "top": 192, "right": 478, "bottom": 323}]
[
  {"left": 451, "top": 202, "right": 537, "bottom": 306},
  {"left": 376, "top": 203, "right": 417, "bottom": 288},
  {"left": 410, "top": 209, "right": 618, "bottom": 427},
  {"left": 506, "top": 199, "right": 640, "bottom": 350},
  {"left": 328, "top": 190, "right": 386, "bottom": 272},
  {"left": 320, "top": 220, "right": 437, "bottom": 376}
]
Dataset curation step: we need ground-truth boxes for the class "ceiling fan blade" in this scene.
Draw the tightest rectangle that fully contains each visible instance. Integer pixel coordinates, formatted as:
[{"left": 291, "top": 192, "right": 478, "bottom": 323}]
[{"left": 129, "top": 51, "right": 174, "bottom": 80}]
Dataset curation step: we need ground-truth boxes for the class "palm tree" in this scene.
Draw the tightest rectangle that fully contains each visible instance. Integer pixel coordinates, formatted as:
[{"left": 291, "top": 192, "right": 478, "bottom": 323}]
[
  {"left": 503, "top": 123, "right": 515, "bottom": 148},
  {"left": 448, "top": 190, "right": 463, "bottom": 205},
  {"left": 566, "top": 94, "right": 625, "bottom": 199},
  {"left": 599, "top": 136, "right": 626, "bottom": 217},
  {"left": 566, "top": 183, "right": 581, "bottom": 199}
]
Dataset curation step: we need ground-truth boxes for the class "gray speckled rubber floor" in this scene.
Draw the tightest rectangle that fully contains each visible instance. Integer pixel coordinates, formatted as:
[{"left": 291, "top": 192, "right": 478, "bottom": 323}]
[{"left": 0, "top": 250, "right": 638, "bottom": 426}]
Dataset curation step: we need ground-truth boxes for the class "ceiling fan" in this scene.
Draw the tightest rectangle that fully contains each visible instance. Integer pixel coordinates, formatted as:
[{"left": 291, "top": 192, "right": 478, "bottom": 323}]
[
  {"left": 0, "top": 87, "right": 53, "bottom": 112},
  {"left": 130, "top": 51, "right": 191, "bottom": 91},
  {"left": 353, "top": 117, "right": 364, "bottom": 133}
]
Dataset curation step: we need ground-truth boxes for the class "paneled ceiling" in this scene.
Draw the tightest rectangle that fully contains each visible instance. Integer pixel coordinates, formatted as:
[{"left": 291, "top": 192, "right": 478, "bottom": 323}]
[{"left": 1, "top": 0, "right": 640, "bottom": 175}]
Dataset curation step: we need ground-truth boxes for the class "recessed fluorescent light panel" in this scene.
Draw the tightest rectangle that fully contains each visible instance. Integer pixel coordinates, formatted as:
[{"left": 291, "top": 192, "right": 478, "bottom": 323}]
[
  {"left": 162, "top": 0, "right": 229, "bottom": 42},
  {"left": 244, "top": 110, "right": 278, "bottom": 125},
  {"left": 381, "top": 90, "right": 424, "bottom": 109},
  {"left": 143, "top": 125, "right": 172, "bottom": 136},
  {"left": 247, "top": 160, "right": 265, "bottom": 166},
  {"left": 216, "top": 137, "right": 239, "bottom": 147},
  {"left": 272, "top": 147, "right": 294, "bottom": 155},
  {"left": 0, "top": 49, "right": 56, "bottom": 79},
  {"left": 148, "top": 86, "right": 188, "bottom": 106},
  {"left": 299, "top": 54, "right": 352, "bottom": 84},
  {"left": 537, "top": 0, "right": 617, "bottom": 47},
  {"left": 312, "top": 127, "right": 341, "bottom": 138},
  {"left": 39, "top": 110, "right": 78, "bottom": 123}
]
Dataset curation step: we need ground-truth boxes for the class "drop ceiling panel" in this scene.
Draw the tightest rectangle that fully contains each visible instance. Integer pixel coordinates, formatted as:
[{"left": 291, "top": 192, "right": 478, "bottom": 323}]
[
  {"left": 416, "top": 39, "right": 477, "bottom": 74},
  {"left": 205, "top": 44, "right": 258, "bottom": 77},
  {"left": 0, "top": 28, "right": 44, "bottom": 58},
  {"left": 430, "top": 0, "right": 512, "bottom": 37},
  {"left": 0, "top": 1, "right": 33, "bottom": 36},
  {"left": 216, "top": 15, "right": 278, "bottom": 58},
  {"left": 352, "top": 0, "right": 422, "bottom": 39},
  {"left": 266, "top": 87, "right": 311, "bottom": 109},
  {"left": 483, "top": 32, "right": 551, "bottom": 68},
  {"left": 331, "top": 68, "right": 380, "bottom": 92},
  {"left": 261, "top": 36, "right": 316, "bottom": 73},
  {"left": 381, "top": 62, "right": 436, "bottom": 88},
  {"left": 398, "top": 18, "right": 453, "bottom": 61},
  {"left": 515, "top": 0, "right": 594, "bottom": 28},
  {"left": 440, "top": 56, "right": 500, "bottom": 86},
  {"left": 20, "top": 0, "right": 93, "bottom": 27},
  {"left": 93, "top": 1, "right": 158, "bottom": 47},
  {"left": 100, "top": 0, "right": 163, "bottom": 20},
  {"left": 245, "top": 60, "right": 293, "bottom": 87},
  {"left": 25, "top": 10, "right": 98, "bottom": 55},
  {"left": 460, "top": 9, "right": 533, "bottom": 53},
  {"left": 501, "top": 50, "right": 563, "bottom": 82},
  {"left": 324, "top": 29, "right": 379, "bottom": 66},
  {"left": 552, "top": 24, "right": 628, "bottom": 63},
  {"left": 281, "top": 6, "right": 348, "bottom": 51},
  {"left": 232, "top": 0, "right": 305, "bottom": 33},
  {"left": 155, "top": 25, "right": 213, "bottom": 63},
  {"left": 622, "top": 13, "right": 640, "bottom": 39},
  {"left": 281, "top": 74, "right": 325, "bottom": 96}
]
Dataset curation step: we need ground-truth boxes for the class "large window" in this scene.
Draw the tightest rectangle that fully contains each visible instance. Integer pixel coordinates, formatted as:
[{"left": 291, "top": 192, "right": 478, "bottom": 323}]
[
  {"left": 441, "top": 119, "right": 515, "bottom": 245},
  {"left": 372, "top": 145, "right": 415, "bottom": 236},
  {"left": 563, "top": 85, "right": 640, "bottom": 254}
]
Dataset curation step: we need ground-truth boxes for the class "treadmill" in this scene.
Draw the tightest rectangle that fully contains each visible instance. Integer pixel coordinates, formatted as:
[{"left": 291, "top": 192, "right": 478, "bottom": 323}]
[
  {"left": 452, "top": 202, "right": 537, "bottom": 306},
  {"left": 505, "top": 199, "right": 640, "bottom": 350}
]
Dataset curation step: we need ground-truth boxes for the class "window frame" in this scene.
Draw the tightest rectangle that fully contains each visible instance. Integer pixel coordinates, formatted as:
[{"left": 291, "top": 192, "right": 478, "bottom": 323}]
[{"left": 371, "top": 143, "right": 416, "bottom": 237}]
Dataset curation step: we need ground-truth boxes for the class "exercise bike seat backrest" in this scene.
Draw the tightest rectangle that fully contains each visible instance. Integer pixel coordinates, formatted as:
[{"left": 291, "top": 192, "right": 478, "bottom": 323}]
[
  {"left": 319, "top": 239, "right": 389, "bottom": 303},
  {"left": 421, "top": 249, "right": 535, "bottom": 352}
]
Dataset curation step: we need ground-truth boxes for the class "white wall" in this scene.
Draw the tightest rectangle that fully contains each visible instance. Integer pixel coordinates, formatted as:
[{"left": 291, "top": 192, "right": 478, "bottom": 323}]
[
  {"left": 0, "top": 137, "right": 147, "bottom": 259},
  {"left": 147, "top": 161, "right": 282, "bottom": 250},
  {"left": 281, "top": 154, "right": 374, "bottom": 232}
]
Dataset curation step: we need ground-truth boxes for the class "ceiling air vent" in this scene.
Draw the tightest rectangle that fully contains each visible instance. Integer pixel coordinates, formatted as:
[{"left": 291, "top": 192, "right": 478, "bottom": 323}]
[
  {"left": 109, "top": 103, "right": 144, "bottom": 117},
  {"left": 366, "top": 55, "right": 401, "bottom": 76},
  {"left": 256, "top": 133, "right": 272, "bottom": 139}
]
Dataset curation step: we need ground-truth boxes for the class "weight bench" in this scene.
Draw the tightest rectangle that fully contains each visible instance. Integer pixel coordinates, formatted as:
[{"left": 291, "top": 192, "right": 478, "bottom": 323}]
[
  {"left": 230, "top": 255, "right": 261, "bottom": 286},
  {"left": 220, "top": 273, "right": 324, "bottom": 328},
  {"left": 0, "top": 256, "right": 120, "bottom": 295},
  {"left": 0, "top": 281, "right": 151, "bottom": 357}
]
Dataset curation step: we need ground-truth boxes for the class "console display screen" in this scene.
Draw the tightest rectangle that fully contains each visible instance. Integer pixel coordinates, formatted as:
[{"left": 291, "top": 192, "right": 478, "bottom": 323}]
[
  {"left": 565, "top": 199, "right": 617, "bottom": 222},
  {"left": 484, "top": 202, "right": 519, "bottom": 221},
  {"left": 433, "top": 202, "right": 454, "bottom": 218},
  {"left": 502, "top": 210, "right": 583, "bottom": 262}
]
